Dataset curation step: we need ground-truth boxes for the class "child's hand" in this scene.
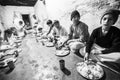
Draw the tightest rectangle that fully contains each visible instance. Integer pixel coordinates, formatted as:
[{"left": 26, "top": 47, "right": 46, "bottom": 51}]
[
  {"left": 57, "top": 43, "right": 64, "bottom": 50},
  {"left": 84, "top": 53, "right": 90, "bottom": 61},
  {"left": 91, "top": 49, "right": 102, "bottom": 55}
]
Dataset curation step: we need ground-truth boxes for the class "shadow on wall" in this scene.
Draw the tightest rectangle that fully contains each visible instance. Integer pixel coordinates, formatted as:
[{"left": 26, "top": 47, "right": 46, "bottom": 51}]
[{"left": 34, "top": 0, "right": 48, "bottom": 27}]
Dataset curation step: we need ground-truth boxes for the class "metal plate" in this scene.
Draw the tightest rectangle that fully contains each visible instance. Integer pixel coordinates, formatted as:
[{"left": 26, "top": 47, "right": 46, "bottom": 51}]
[
  {"left": 55, "top": 50, "right": 70, "bottom": 57},
  {"left": 0, "top": 56, "right": 17, "bottom": 68},
  {"left": 76, "top": 61, "right": 104, "bottom": 80}
]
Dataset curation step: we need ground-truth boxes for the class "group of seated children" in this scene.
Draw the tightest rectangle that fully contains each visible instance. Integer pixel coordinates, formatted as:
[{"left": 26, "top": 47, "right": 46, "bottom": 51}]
[
  {"left": 39, "top": 10, "right": 89, "bottom": 53},
  {"left": 37, "top": 9, "right": 120, "bottom": 67},
  {"left": 0, "top": 26, "right": 25, "bottom": 74}
]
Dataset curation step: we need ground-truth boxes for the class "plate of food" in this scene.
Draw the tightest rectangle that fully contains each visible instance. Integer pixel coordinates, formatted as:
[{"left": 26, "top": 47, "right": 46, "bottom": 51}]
[
  {"left": 0, "top": 45, "right": 12, "bottom": 51},
  {"left": 40, "top": 38, "right": 48, "bottom": 42},
  {"left": 14, "top": 40, "right": 22, "bottom": 43},
  {"left": 76, "top": 61, "right": 104, "bottom": 80},
  {"left": 44, "top": 42, "right": 54, "bottom": 47},
  {"left": 55, "top": 49, "right": 70, "bottom": 57},
  {"left": 0, "top": 56, "right": 17, "bottom": 68}
]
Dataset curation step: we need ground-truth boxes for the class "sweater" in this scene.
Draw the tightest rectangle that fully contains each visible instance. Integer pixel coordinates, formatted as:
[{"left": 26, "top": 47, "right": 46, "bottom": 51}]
[
  {"left": 86, "top": 26, "right": 120, "bottom": 54},
  {"left": 69, "top": 21, "right": 89, "bottom": 43}
]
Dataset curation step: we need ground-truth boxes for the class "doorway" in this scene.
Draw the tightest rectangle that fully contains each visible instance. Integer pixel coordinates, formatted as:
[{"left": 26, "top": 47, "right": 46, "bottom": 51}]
[{"left": 22, "top": 14, "right": 32, "bottom": 30}]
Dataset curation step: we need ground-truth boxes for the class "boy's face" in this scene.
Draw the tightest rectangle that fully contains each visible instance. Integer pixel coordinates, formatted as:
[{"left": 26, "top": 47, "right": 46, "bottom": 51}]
[
  {"left": 7, "top": 33, "right": 12, "bottom": 37},
  {"left": 54, "top": 23, "right": 59, "bottom": 28},
  {"left": 12, "top": 29, "right": 17, "bottom": 33},
  {"left": 48, "top": 24, "right": 52, "bottom": 27},
  {"left": 72, "top": 15, "right": 80, "bottom": 23},
  {"left": 101, "top": 14, "right": 114, "bottom": 29},
  {"left": 38, "top": 28, "right": 42, "bottom": 32}
]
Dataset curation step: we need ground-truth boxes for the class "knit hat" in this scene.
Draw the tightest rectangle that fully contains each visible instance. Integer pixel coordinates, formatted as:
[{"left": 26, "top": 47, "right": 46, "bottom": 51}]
[
  {"left": 71, "top": 10, "right": 80, "bottom": 21},
  {"left": 100, "top": 9, "right": 120, "bottom": 24}
]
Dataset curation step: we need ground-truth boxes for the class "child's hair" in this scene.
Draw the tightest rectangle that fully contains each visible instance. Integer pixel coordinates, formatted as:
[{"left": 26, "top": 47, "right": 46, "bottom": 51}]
[
  {"left": 19, "top": 21, "right": 23, "bottom": 25},
  {"left": 33, "top": 15, "right": 37, "bottom": 19},
  {"left": 53, "top": 20, "right": 59, "bottom": 25},
  {"left": 38, "top": 27, "right": 42, "bottom": 31},
  {"left": 71, "top": 10, "right": 80, "bottom": 21},
  {"left": 4, "top": 29, "right": 13, "bottom": 42},
  {"left": 46, "top": 20, "right": 52, "bottom": 25},
  {"left": 10, "top": 27, "right": 16, "bottom": 31},
  {"left": 10, "top": 27, "right": 18, "bottom": 36},
  {"left": 4, "top": 29, "right": 12, "bottom": 35}
]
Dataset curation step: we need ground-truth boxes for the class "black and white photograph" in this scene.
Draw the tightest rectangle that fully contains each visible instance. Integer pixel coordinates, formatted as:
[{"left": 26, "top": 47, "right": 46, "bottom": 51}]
[{"left": 0, "top": 0, "right": 120, "bottom": 80}]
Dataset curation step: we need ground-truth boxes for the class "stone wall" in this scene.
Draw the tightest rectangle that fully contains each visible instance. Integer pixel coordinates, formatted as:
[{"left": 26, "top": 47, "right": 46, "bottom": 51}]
[
  {"left": 0, "top": 5, "right": 34, "bottom": 30},
  {"left": 46, "top": 0, "right": 120, "bottom": 34}
]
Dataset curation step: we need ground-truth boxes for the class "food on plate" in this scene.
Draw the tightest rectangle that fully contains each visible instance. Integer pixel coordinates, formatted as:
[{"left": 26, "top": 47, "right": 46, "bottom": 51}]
[
  {"left": 56, "top": 49, "right": 70, "bottom": 57},
  {"left": 44, "top": 42, "right": 54, "bottom": 47},
  {"left": 0, "top": 45, "right": 9, "bottom": 49},
  {"left": 76, "top": 61, "right": 104, "bottom": 80}
]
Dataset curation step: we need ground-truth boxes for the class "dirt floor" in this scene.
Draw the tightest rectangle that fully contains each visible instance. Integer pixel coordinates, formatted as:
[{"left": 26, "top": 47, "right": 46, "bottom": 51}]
[
  {"left": 0, "top": 34, "right": 120, "bottom": 80},
  {"left": 0, "top": 35, "right": 84, "bottom": 80}
]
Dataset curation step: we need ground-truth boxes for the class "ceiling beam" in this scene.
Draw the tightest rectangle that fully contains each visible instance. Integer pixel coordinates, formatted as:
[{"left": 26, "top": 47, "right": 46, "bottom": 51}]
[{"left": 0, "top": 0, "right": 37, "bottom": 6}]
